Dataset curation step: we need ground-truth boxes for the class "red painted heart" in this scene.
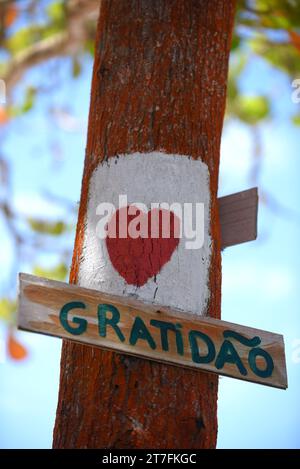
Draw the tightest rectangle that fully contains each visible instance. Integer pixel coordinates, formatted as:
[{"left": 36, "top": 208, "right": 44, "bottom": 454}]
[{"left": 106, "top": 205, "right": 180, "bottom": 287}]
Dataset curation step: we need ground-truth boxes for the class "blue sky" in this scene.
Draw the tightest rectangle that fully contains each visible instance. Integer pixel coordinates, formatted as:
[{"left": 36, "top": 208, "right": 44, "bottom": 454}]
[{"left": 0, "top": 47, "right": 300, "bottom": 448}]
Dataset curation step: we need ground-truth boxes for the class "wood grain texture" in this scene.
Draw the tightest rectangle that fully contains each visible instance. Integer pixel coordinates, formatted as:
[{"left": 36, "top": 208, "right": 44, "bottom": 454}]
[
  {"left": 218, "top": 188, "right": 258, "bottom": 249},
  {"left": 18, "top": 273, "right": 287, "bottom": 390},
  {"left": 53, "top": 0, "right": 237, "bottom": 449}
]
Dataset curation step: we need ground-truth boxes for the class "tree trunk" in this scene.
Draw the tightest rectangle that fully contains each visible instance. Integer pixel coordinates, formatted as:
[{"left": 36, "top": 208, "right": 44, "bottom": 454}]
[{"left": 53, "top": 0, "right": 236, "bottom": 449}]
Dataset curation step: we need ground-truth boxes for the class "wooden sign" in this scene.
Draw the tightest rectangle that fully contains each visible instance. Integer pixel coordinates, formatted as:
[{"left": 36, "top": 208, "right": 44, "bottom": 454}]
[
  {"left": 218, "top": 187, "right": 258, "bottom": 249},
  {"left": 18, "top": 273, "right": 287, "bottom": 389}
]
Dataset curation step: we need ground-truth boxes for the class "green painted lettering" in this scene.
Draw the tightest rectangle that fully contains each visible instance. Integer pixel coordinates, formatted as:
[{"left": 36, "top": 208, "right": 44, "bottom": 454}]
[
  {"left": 248, "top": 347, "right": 274, "bottom": 378},
  {"left": 215, "top": 339, "right": 247, "bottom": 376},
  {"left": 97, "top": 304, "right": 125, "bottom": 342},
  {"left": 129, "top": 316, "right": 156, "bottom": 349},
  {"left": 189, "top": 330, "right": 215, "bottom": 364},
  {"left": 59, "top": 301, "right": 87, "bottom": 335},
  {"left": 150, "top": 319, "right": 184, "bottom": 355}
]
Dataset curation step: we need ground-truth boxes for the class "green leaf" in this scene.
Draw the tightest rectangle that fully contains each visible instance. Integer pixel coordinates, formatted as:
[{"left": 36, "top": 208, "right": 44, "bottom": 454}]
[
  {"left": 46, "top": 1, "right": 66, "bottom": 28},
  {"left": 235, "top": 95, "right": 270, "bottom": 124},
  {"left": 72, "top": 57, "right": 82, "bottom": 78},
  {"left": 292, "top": 114, "right": 300, "bottom": 126},
  {"left": 6, "top": 26, "right": 44, "bottom": 54},
  {"left": 85, "top": 39, "right": 95, "bottom": 57},
  {"left": 250, "top": 36, "right": 300, "bottom": 77},
  {"left": 227, "top": 75, "right": 239, "bottom": 102},
  {"left": 238, "top": 0, "right": 300, "bottom": 29},
  {"left": 22, "top": 87, "right": 36, "bottom": 113},
  {"left": 231, "top": 34, "right": 241, "bottom": 51},
  {"left": 254, "top": 0, "right": 300, "bottom": 29},
  {"left": 33, "top": 263, "right": 68, "bottom": 281},
  {"left": 27, "top": 218, "right": 69, "bottom": 236},
  {"left": 0, "top": 298, "right": 17, "bottom": 323},
  {"left": 9, "top": 87, "right": 38, "bottom": 117}
]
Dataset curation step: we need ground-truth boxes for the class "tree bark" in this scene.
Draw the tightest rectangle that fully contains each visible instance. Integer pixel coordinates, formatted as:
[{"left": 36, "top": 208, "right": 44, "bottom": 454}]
[{"left": 53, "top": 0, "right": 236, "bottom": 449}]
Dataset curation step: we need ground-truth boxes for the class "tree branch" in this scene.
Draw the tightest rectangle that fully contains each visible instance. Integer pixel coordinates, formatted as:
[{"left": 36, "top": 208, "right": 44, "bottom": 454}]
[{"left": 3, "top": 0, "right": 100, "bottom": 93}]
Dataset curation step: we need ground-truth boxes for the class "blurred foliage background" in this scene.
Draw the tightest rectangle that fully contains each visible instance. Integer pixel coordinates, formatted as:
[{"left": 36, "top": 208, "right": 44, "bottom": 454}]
[{"left": 0, "top": 0, "right": 300, "bottom": 359}]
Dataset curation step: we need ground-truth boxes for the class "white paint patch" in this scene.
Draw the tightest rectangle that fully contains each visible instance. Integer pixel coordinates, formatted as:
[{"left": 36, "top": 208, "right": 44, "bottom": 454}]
[{"left": 78, "top": 152, "right": 211, "bottom": 316}]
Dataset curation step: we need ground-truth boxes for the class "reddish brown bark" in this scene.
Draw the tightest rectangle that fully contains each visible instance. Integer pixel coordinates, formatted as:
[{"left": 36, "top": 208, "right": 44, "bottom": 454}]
[{"left": 53, "top": 0, "right": 236, "bottom": 449}]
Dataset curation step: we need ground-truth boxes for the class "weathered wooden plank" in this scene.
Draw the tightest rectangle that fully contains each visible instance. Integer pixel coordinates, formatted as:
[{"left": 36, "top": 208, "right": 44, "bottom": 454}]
[
  {"left": 218, "top": 187, "right": 258, "bottom": 249},
  {"left": 18, "top": 273, "right": 287, "bottom": 389}
]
